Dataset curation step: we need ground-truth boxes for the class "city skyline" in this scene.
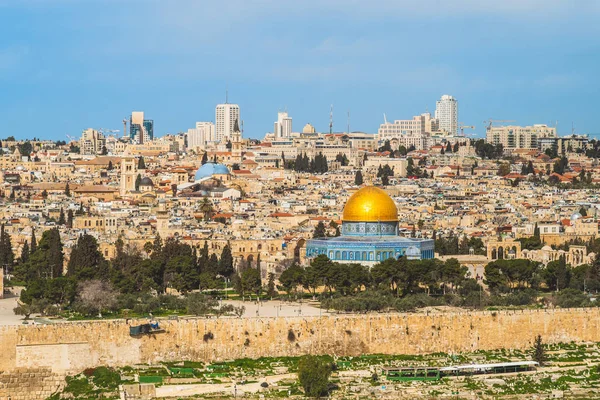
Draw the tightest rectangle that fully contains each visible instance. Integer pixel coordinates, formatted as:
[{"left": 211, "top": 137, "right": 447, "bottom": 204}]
[{"left": 0, "top": 1, "right": 599, "bottom": 140}]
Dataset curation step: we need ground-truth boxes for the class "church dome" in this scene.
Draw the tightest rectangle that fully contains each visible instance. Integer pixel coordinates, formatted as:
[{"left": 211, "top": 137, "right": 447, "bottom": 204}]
[
  {"left": 342, "top": 186, "right": 398, "bottom": 222},
  {"left": 195, "top": 162, "right": 230, "bottom": 181},
  {"left": 140, "top": 177, "right": 154, "bottom": 187}
]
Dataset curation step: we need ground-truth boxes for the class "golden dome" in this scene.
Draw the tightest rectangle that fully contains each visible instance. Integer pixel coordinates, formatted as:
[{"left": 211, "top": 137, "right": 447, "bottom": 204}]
[{"left": 342, "top": 186, "right": 398, "bottom": 222}]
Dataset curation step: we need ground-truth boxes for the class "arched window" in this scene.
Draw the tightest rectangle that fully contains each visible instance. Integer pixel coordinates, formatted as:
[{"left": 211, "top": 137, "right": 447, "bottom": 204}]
[
  {"left": 335, "top": 251, "right": 341, "bottom": 260},
  {"left": 342, "top": 251, "right": 348, "bottom": 260}
]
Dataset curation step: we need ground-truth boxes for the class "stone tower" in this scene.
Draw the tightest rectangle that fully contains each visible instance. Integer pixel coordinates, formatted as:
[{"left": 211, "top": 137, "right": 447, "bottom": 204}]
[{"left": 120, "top": 157, "right": 138, "bottom": 196}]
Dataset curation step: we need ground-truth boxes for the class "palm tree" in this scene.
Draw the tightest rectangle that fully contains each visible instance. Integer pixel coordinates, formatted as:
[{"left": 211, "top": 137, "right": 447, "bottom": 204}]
[{"left": 201, "top": 197, "right": 215, "bottom": 221}]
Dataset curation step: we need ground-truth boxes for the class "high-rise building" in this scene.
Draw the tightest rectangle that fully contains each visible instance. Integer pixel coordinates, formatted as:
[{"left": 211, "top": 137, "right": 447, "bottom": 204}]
[
  {"left": 377, "top": 113, "right": 438, "bottom": 150},
  {"left": 187, "top": 122, "right": 215, "bottom": 150},
  {"left": 215, "top": 103, "right": 240, "bottom": 142},
  {"left": 435, "top": 95, "right": 458, "bottom": 135},
  {"left": 487, "top": 124, "right": 557, "bottom": 150},
  {"left": 130, "top": 111, "right": 154, "bottom": 144},
  {"left": 79, "top": 128, "right": 106, "bottom": 155},
  {"left": 273, "top": 111, "right": 292, "bottom": 139}
]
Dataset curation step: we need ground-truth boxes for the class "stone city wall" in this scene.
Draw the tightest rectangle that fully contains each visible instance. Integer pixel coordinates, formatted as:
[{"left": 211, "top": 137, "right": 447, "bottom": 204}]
[{"left": 1, "top": 308, "right": 600, "bottom": 399}]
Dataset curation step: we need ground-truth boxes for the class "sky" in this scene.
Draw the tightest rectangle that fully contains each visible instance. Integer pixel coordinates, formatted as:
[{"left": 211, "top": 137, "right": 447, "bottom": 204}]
[{"left": 0, "top": 0, "right": 599, "bottom": 140}]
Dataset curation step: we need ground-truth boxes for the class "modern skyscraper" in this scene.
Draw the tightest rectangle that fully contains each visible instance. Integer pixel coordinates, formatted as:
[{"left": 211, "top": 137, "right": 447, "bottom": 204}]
[
  {"left": 273, "top": 111, "right": 292, "bottom": 139},
  {"left": 215, "top": 103, "right": 240, "bottom": 143},
  {"left": 130, "top": 111, "right": 154, "bottom": 144},
  {"left": 435, "top": 95, "right": 458, "bottom": 135},
  {"left": 187, "top": 122, "right": 215, "bottom": 150}
]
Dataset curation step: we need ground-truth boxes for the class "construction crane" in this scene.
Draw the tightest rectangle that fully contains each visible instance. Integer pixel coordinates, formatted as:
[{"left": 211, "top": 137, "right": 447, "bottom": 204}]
[
  {"left": 458, "top": 123, "right": 475, "bottom": 137},
  {"left": 65, "top": 134, "right": 76, "bottom": 142},
  {"left": 484, "top": 119, "right": 516, "bottom": 130}
]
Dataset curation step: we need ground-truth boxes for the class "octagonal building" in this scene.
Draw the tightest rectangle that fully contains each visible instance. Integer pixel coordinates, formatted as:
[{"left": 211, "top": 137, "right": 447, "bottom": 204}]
[{"left": 305, "top": 186, "right": 434, "bottom": 266}]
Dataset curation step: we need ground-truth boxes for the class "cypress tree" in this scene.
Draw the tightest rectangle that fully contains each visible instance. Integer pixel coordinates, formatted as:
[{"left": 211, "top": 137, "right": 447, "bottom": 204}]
[
  {"left": 135, "top": 174, "right": 141, "bottom": 191},
  {"left": 58, "top": 208, "right": 66, "bottom": 225},
  {"left": 64, "top": 182, "right": 70, "bottom": 197},
  {"left": 201, "top": 152, "right": 208, "bottom": 165},
  {"left": 46, "top": 228, "right": 64, "bottom": 279},
  {"left": 152, "top": 233, "right": 163, "bottom": 259},
  {"left": 67, "top": 209, "right": 74, "bottom": 228},
  {"left": 30, "top": 230, "right": 37, "bottom": 254},
  {"left": 107, "top": 160, "right": 113, "bottom": 170},
  {"left": 20, "top": 240, "right": 29, "bottom": 264},
  {"left": 355, "top": 170, "right": 363, "bottom": 185},
  {"left": 138, "top": 156, "right": 146, "bottom": 169},
  {"left": 0, "top": 224, "right": 15, "bottom": 269},
  {"left": 67, "top": 233, "right": 106, "bottom": 280},
  {"left": 218, "top": 244, "right": 234, "bottom": 277}
]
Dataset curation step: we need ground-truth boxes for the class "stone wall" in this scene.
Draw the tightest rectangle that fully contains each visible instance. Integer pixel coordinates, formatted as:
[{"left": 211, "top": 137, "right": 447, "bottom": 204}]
[
  {"left": 1, "top": 308, "right": 600, "bottom": 399},
  {"left": 0, "top": 368, "right": 64, "bottom": 400}
]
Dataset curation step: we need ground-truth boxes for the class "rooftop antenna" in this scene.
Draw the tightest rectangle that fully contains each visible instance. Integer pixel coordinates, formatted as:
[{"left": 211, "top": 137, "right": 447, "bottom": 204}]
[
  {"left": 225, "top": 88, "right": 228, "bottom": 104},
  {"left": 329, "top": 104, "right": 333, "bottom": 134},
  {"left": 572, "top": 122, "right": 575, "bottom": 135},
  {"left": 347, "top": 110, "right": 350, "bottom": 134}
]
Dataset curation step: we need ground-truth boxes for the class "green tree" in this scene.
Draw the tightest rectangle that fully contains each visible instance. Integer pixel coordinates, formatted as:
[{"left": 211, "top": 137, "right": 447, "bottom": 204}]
[
  {"left": 20, "top": 240, "right": 30, "bottom": 264},
  {"left": 218, "top": 244, "right": 234, "bottom": 277},
  {"left": 297, "top": 356, "right": 332, "bottom": 398},
  {"left": 201, "top": 152, "right": 208, "bottom": 165},
  {"left": 67, "top": 209, "right": 74, "bottom": 228},
  {"left": 0, "top": 224, "right": 15, "bottom": 270},
  {"left": 64, "top": 182, "right": 70, "bottom": 197},
  {"left": 498, "top": 163, "right": 511, "bottom": 176},
  {"left": 241, "top": 267, "right": 262, "bottom": 296},
  {"left": 58, "top": 208, "right": 66, "bottom": 225},
  {"left": 354, "top": 170, "right": 363, "bottom": 185},
  {"left": 266, "top": 272, "right": 276, "bottom": 297},
  {"left": 137, "top": 156, "right": 146, "bottom": 169},
  {"left": 107, "top": 160, "right": 113, "bottom": 170},
  {"left": 135, "top": 174, "right": 141, "bottom": 191},
  {"left": 313, "top": 221, "right": 327, "bottom": 238},
  {"left": 278, "top": 264, "right": 304, "bottom": 296},
  {"left": 67, "top": 234, "right": 107, "bottom": 280},
  {"left": 532, "top": 335, "right": 548, "bottom": 366}
]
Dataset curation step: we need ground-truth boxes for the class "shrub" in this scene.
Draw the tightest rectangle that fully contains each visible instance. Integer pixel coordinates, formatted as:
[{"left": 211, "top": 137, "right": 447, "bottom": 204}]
[
  {"left": 92, "top": 366, "right": 121, "bottom": 389},
  {"left": 555, "top": 289, "right": 589, "bottom": 308}
]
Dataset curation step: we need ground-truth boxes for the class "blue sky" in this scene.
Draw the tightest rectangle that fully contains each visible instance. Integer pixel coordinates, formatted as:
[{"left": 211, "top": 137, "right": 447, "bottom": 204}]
[{"left": 1, "top": 0, "right": 599, "bottom": 140}]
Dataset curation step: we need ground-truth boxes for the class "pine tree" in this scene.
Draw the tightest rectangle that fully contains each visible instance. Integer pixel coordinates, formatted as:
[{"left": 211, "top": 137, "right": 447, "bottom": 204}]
[
  {"left": 58, "top": 208, "right": 66, "bottom": 225},
  {"left": 354, "top": 170, "right": 363, "bottom": 186},
  {"left": 67, "top": 233, "right": 106, "bottom": 280},
  {"left": 138, "top": 156, "right": 146, "bottom": 169},
  {"left": 532, "top": 335, "right": 547, "bottom": 366},
  {"left": 313, "top": 221, "right": 327, "bottom": 238},
  {"left": 151, "top": 233, "right": 163, "bottom": 259},
  {"left": 64, "top": 183, "right": 70, "bottom": 197}
]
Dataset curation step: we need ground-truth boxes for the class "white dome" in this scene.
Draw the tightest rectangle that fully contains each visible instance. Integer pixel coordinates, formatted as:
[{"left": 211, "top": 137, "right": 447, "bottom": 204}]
[{"left": 571, "top": 212, "right": 583, "bottom": 221}]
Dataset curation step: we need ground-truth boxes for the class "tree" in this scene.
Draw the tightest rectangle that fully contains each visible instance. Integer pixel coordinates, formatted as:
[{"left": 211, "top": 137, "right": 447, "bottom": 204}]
[
  {"left": 135, "top": 174, "right": 141, "bottom": 191},
  {"left": 20, "top": 240, "right": 30, "bottom": 264},
  {"left": 201, "top": 152, "right": 208, "bottom": 165},
  {"left": 354, "top": 170, "right": 363, "bottom": 186},
  {"left": 218, "top": 244, "right": 234, "bottom": 277},
  {"left": 186, "top": 293, "right": 218, "bottom": 316},
  {"left": 41, "top": 189, "right": 48, "bottom": 199},
  {"left": 101, "top": 145, "right": 108, "bottom": 155},
  {"left": 75, "top": 280, "right": 118, "bottom": 316},
  {"left": 107, "top": 160, "right": 114, "bottom": 170},
  {"left": 31, "top": 230, "right": 37, "bottom": 253},
  {"left": 64, "top": 182, "right": 70, "bottom": 197},
  {"left": 58, "top": 208, "right": 66, "bottom": 225},
  {"left": 137, "top": 156, "right": 146, "bottom": 169},
  {"left": 278, "top": 264, "right": 304, "bottom": 296},
  {"left": 498, "top": 163, "right": 511, "bottom": 176},
  {"left": 0, "top": 224, "right": 15, "bottom": 270},
  {"left": 241, "top": 267, "right": 262, "bottom": 296},
  {"left": 297, "top": 356, "right": 332, "bottom": 398},
  {"left": 67, "top": 209, "right": 74, "bottom": 228},
  {"left": 267, "top": 272, "right": 276, "bottom": 297},
  {"left": 532, "top": 335, "right": 548, "bottom": 366},
  {"left": 67, "top": 234, "right": 107, "bottom": 280},
  {"left": 445, "top": 142, "right": 452, "bottom": 153},
  {"left": 313, "top": 221, "right": 327, "bottom": 238}
]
